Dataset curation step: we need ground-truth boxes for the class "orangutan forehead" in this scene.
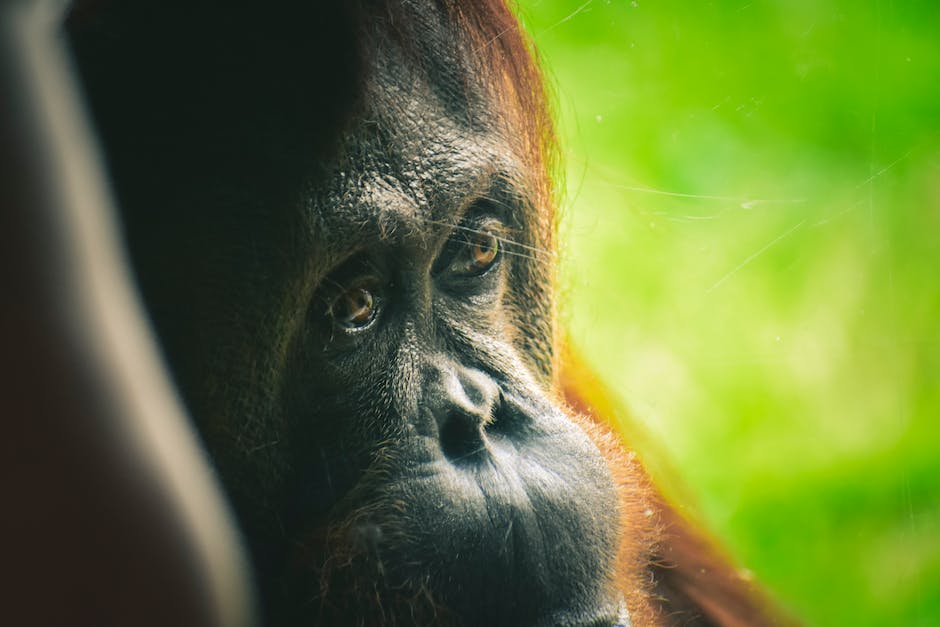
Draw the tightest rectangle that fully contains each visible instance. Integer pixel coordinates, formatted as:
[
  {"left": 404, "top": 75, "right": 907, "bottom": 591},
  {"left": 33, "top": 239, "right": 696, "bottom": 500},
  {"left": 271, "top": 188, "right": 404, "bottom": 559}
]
[
  {"left": 310, "top": 115, "right": 526, "bottom": 257},
  {"left": 362, "top": 19, "right": 498, "bottom": 136},
  {"left": 301, "top": 0, "right": 547, "bottom": 265}
]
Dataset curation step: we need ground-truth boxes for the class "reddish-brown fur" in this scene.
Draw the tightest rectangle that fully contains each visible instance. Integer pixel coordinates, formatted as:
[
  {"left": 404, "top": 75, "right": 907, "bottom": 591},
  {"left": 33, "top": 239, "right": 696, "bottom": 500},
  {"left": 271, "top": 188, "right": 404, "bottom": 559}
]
[{"left": 561, "top": 348, "right": 794, "bottom": 626}]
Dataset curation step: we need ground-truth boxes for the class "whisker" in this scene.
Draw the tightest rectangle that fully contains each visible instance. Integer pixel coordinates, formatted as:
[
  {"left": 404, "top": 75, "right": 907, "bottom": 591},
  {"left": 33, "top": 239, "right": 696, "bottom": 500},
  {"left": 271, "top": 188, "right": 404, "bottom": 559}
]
[
  {"left": 472, "top": 25, "right": 515, "bottom": 55},
  {"left": 419, "top": 217, "right": 556, "bottom": 260},
  {"left": 447, "top": 444, "right": 489, "bottom": 463},
  {"left": 493, "top": 246, "right": 554, "bottom": 265}
]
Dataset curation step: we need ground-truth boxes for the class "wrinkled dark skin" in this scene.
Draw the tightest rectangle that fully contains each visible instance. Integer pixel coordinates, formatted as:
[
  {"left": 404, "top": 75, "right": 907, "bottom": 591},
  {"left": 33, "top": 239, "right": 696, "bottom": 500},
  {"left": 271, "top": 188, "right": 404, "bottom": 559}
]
[{"left": 69, "top": 2, "right": 623, "bottom": 625}]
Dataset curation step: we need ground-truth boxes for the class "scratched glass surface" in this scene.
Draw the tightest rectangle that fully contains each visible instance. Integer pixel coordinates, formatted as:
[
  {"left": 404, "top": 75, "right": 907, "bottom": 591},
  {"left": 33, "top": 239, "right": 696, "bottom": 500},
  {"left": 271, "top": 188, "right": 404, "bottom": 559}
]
[{"left": 517, "top": 1, "right": 940, "bottom": 625}]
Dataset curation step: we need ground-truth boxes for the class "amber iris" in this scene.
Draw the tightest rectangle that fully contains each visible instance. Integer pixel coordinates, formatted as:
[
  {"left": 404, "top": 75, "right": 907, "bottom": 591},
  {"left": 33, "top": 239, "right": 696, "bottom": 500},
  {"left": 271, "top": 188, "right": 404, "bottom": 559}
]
[
  {"left": 464, "top": 232, "right": 499, "bottom": 275},
  {"left": 334, "top": 287, "right": 377, "bottom": 329}
]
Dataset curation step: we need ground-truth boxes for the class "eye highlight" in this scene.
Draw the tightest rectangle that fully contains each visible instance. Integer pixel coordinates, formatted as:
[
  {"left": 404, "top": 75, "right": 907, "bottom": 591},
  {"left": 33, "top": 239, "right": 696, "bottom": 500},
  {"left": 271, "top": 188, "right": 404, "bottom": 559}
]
[{"left": 329, "top": 285, "right": 379, "bottom": 330}]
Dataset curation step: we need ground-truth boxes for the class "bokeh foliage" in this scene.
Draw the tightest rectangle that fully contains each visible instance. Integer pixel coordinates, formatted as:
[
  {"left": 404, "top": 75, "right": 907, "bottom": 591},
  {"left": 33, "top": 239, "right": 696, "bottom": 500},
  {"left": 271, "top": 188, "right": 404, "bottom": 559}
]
[{"left": 516, "top": 1, "right": 940, "bottom": 625}]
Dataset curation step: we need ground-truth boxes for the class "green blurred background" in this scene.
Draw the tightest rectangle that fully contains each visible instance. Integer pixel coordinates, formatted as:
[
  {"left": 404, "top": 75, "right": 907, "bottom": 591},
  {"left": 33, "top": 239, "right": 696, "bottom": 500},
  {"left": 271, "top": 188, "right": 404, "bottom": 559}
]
[{"left": 515, "top": 1, "right": 939, "bottom": 625}]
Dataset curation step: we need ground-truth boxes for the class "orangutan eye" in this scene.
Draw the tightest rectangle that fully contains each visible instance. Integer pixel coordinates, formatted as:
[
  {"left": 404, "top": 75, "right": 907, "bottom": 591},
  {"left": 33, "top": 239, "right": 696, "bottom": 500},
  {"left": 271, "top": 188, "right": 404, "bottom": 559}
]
[
  {"left": 330, "top": 285, "right": 379, "bottom": 330},
  {"left": 453, "top": 230, "right": 501, "bottom": 276}
]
